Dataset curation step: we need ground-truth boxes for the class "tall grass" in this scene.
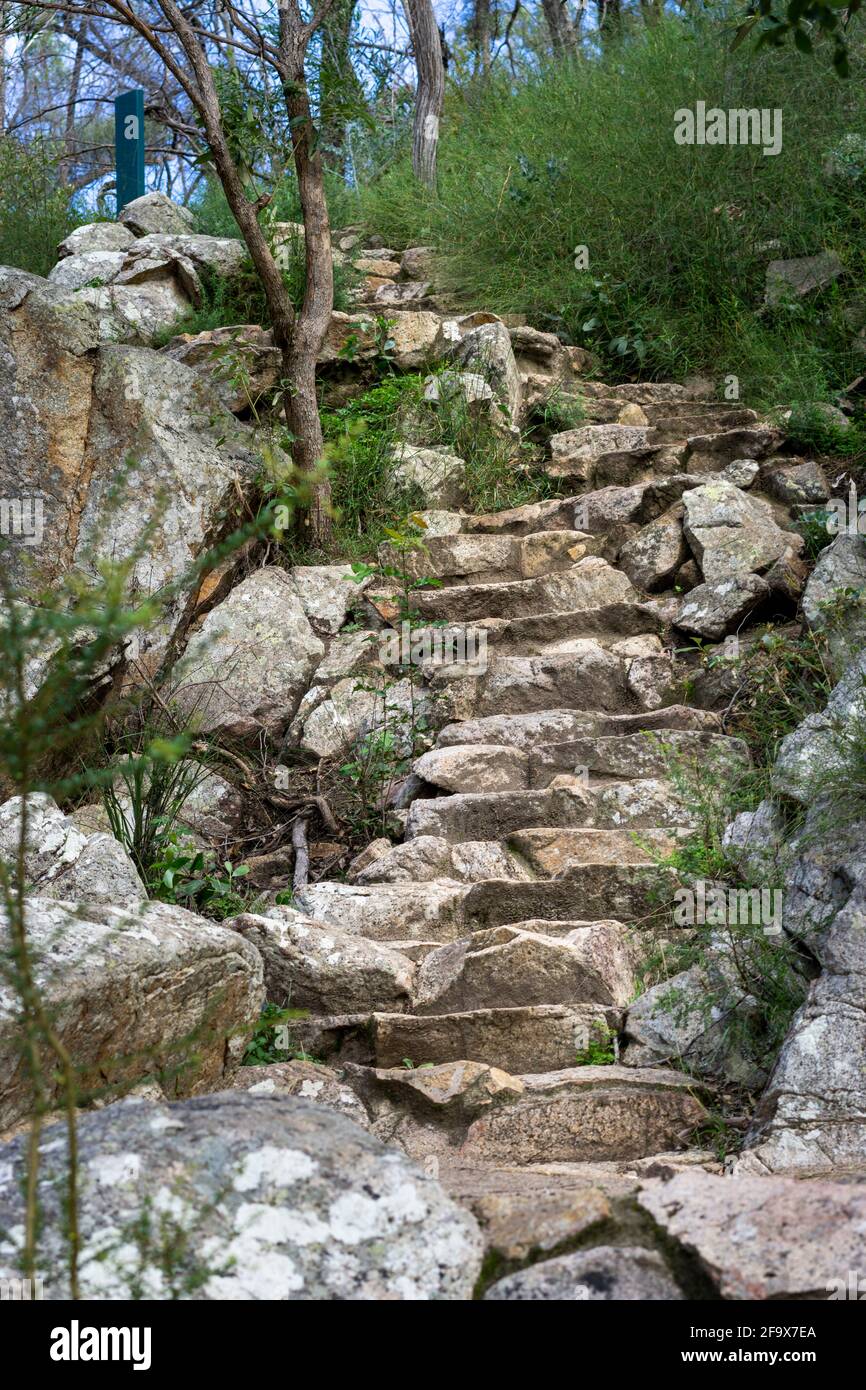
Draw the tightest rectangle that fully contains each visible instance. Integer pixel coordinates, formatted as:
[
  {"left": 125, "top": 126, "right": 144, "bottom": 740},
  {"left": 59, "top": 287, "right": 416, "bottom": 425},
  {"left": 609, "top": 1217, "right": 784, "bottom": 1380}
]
[{"left": 361, "top": 17, "right": 866, "bottom": 403}]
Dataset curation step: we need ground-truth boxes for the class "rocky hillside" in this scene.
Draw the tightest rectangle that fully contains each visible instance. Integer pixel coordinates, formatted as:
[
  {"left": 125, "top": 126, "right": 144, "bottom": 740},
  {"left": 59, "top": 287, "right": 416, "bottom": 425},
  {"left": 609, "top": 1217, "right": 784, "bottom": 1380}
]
[{"left": 1, "top": 194, "right": 865, "bottom": 1301}]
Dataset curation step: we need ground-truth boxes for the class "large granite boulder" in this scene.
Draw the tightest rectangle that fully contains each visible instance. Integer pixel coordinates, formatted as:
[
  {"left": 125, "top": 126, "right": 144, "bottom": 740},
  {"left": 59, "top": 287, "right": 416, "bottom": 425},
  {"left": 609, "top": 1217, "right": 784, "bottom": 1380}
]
[
  {"left": 0, "top": 1093, "right": 484, "bottom": 1299},
  {"left": 0, "top": 898, "right": 264, "bottom": 1130}
]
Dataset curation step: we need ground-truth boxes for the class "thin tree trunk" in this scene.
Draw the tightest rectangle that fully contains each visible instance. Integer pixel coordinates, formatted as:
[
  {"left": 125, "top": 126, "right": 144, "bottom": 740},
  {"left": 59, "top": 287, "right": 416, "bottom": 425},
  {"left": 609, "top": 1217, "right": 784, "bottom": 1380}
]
[
  {"left": 542, "top": 0, "right": 580, "bottom": 53},
  {"left": 280, "top": 19, "right": 335, "bottom": 547},
  {"left": 320, "top": 0, "right": 359, "bottom": 173},
  {"left": 404, "top": 0, "right": 444, "bottom": 188},
  {"left": 60, "top": 19, "right": 87, "bottom": 184},
  {"left": 470, "top": 0, "right": 493, "bottom": 74},
  {"left": 0, "top": 3, "right": 7, "bottom": 138}
]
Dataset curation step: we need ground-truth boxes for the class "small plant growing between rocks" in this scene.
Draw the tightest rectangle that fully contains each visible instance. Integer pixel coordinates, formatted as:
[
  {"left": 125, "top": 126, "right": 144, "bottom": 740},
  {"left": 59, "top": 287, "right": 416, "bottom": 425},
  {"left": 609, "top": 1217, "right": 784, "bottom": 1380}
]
[{"left": 575, "top": 1021, "right": 618, "bottom": 1066}]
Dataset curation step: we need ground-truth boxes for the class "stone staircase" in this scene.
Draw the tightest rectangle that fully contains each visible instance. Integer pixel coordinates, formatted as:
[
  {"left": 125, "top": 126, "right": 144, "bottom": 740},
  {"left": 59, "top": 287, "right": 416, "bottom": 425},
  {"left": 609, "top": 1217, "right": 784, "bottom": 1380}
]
[{"left": 273, "top": 380, "right": 769, "bottom": 1242}]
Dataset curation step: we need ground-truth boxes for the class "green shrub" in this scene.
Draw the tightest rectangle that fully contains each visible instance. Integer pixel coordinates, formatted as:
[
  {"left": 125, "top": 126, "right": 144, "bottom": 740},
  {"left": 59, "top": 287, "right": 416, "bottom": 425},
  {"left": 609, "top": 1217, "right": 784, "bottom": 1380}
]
[
  {"left": 360, "top": 17, "right": 866, "bottom": 404},
  {"left": 0, "top": 136, "right": 81, "bottom": 277}
]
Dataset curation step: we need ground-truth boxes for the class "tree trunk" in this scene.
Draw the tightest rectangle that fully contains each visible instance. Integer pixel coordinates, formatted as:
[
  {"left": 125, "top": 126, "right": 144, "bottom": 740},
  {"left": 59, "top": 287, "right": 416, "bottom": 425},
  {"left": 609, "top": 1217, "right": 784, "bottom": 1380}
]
[
  {"left": 470, "top": 0, "right": 493, "bottom": 74},
  {"left": 404, "top": 0, "right": 445, "bottom": 188},
  {"left": 542, "top": 0, "right": 580, "bottom": 53},
  {"left": 60, "top": 20, "right": 87, "bottom": 185},
  {"left": 320, "top": 0, "right": 359, "bottom": 173},
  {"left": 282, "top": 63, "right": 334, "bottom": 548}
]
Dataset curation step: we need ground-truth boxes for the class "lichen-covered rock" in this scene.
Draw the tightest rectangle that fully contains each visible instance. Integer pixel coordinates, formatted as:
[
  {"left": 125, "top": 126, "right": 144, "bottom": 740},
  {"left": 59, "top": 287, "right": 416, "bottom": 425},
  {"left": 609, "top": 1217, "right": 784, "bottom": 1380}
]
[
  {"left": 0, "top": 898, "right": 264, "bottom": 1130},
  {"left": 682, "top": 479, "right": 803, "bottom": 585},
  {"left": 174, "top": 568, "right": 323, "bottom": 739},
  {"left": 0, "top": 793, "right": 145, "bottom": 905},
  {"left": 639, "top": 1170, "right": 866, "bottom": 1297},
  {"left": 289, "top": 563, "right": 368, "bottom": 635},
  {"left": 0, "top": 1093, "right": 483, "bottom": 1299},
  {"left": 619, "top": 506, "right": 689, "bottom": 592},
  {"left": 228, "top": 1060, "right": 371, "bottom": 1131},
  {"left": 57, "top": 222, "right": 136, "bottom": 259},
  {"left": 736, "top": 880, "right": 866, "bottom": 1176},
  {"left": 484, "top": 1245, "right": 683, "bottom": 1301},
  {"left": 118, "top": 191, "right": 196, "bottom": 237},
  {"left": 48, "top": 250, "right": 126, "bottom": 291},
  {"left": 772, "top": 650, "right": 866, "bottom": 802},
  {"left": 391, "top": 444, "right": 467, "bottom": 508},
  {"left": 444, "top": 320, "right": 523, "bottom": 425},
  {"left": 801, "top": 533, "right": 866, "bottom": 678},
  {"left": 675, "top": 574, "right": 771, "bottom": 640},
  {"left": 231, "top": 908, "right": 415, "bottom": 1014}
]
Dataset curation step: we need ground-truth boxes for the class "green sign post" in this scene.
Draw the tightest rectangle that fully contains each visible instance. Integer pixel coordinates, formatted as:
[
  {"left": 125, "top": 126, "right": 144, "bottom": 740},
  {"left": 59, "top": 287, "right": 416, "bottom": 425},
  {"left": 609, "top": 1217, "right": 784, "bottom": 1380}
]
[{"left": 114, "top": 89, "right": 145, "bottom": 215}]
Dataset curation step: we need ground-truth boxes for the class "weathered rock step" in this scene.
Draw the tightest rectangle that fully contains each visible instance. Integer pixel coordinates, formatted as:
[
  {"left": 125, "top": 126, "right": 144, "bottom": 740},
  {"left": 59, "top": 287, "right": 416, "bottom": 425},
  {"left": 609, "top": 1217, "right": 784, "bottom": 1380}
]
[
  {"left": 415, "top": 728, "right": 748, "bottom": 793},
  {"left": 466, "top": 601, "right": 663, "bottom": 649},
  {"left": 353, "top": 1061, "right": 709, "bottom": 1166},
  {"left": 431, "top": 648, "right": 667, "bottom": 720},
  {"left": 463, "top": 476, "right": 699, "bottom": 538},
  {"left": 435, "top": 704, "right": 723, "bottom": 752},
  {"left": 413, "top": 558, "right": 635, "bottom": 622},
  {"left": 464, "top": 871, "right": 674, "bottom": 931},
  {"left": 405, "top": 778, "right": 688, "bottom": 842},
  {"left": 297, "top": 865, "right": 675, "bottom": 941},
  {"left": 582, "top": 398, "right": 757, "bottom": 429},
  {"left": 295, "top": 1004, "right": 621, "bottom": 1074},
  {"left": 378, "top": 529, "right": 601, "bottom": 587},
  {"left": 413, "top": 919, "right": 637, "bottom": 1013},
  {"left": 461, "top": 1065, "right": 707, "bottom": 1166}
]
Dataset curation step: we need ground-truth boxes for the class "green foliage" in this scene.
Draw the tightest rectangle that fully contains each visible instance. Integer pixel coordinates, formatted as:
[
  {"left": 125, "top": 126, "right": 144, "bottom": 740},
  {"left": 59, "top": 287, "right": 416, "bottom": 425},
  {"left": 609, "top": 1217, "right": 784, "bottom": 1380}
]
[
  {"left": 193, "top": 170, "right": 361, "bottom": 239},
  {"left": 575, "top": 1020, "right": 617, "bottom": 1066},
  {"left": 147, "top": 834, "right": 251, "bottom": 921},
  {"left": 361, "top": 18, "right": 866, "bottom": 403},
  {"left": 727, "top": 627, "right": 834, "bottom": 770},
  {"left": 740, "top": 1, "right": 863, "bottom": 77},
  {"left": 784, "top": 402, "right": 866, "bottom": 460},
  {"left": 242, "top": 1002, "right": 312, "bottom": 1066},
  {"left": 322, "top": 367, "right": 563, "bottom": 554},
  {"left": 0, "top": 135, "right": 81, "bottom": 277}
]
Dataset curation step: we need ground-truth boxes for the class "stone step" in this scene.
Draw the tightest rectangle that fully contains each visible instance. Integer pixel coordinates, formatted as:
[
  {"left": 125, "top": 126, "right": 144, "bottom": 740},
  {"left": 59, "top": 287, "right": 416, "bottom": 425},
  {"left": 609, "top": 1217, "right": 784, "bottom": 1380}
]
[
  {"left": 435, "top": 704, "right": 722, "bottom": 753},
  {"left": 409, "top": 602, "right": 663, "bottom": 664},
  {"left": 295, "top": 880, "right": 471, "bottom": 942},
  {"left": 378, "top": 530, "right": 599, "bottom": 587},
  {"left": 457, "top": 1065, "right": 708, "bottom": 1165},
  {"left": 297, "top": 851, "right": 675, "bottom": 941},
  {"left": 413, "top": 920, "right": 637, "bottom": 1013},
  {"left": 430, "top": 647, "right": 669, "bottom": 721},
  {"left": 351, "top": 1060, "right": 708, "bottom": 1166},
  {"left": 412, "top": 558, "right": 635, "bottom": 622},
  {"left": 505, "top": 827, "right": 679, "bottom": 876},
  {"left": 371, "top": 1004, "right": 620, "bottom": 1073},
  {"left": 463, "top": 869, "right": 675, "bottom": 930},
  {"left": 405, "top": 779, "right": 687, "bottom": 842},
  {"left": 684, "top": 424, "right": 781, "bottom": 469},
  {"left": 581, "top": 399, "right": 757, "bottom": 430},
  {"left": 526, "top": 729, "right": 750, "bottom": 788}
]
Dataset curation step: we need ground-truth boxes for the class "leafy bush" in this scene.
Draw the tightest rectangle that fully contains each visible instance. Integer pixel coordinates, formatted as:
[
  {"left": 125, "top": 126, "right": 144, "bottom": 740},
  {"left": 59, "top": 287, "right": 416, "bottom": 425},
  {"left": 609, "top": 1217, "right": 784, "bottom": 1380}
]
[
  {"left": 361, "top": 17, "right": 866, "bottom": 403},
  {"left": 0, "top": 135, "right": 80, "bottom": 277}
]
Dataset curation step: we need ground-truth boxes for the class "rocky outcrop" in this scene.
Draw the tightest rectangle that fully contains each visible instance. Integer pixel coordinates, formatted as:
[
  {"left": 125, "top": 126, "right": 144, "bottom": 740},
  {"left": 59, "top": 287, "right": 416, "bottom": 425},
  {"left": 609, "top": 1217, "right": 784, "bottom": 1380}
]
[
  {"left": 0, "top": 793, "right": 145, "bottom": 905},
  {"left": 0, "top": 1093, "right": 484, "bottom": 1299},
  {"left": 640, "top": 1170, "right": 866, "bottom": 1298},
  {"left": 0, "top": 898, "right": 263, "bottom": 1130}
]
